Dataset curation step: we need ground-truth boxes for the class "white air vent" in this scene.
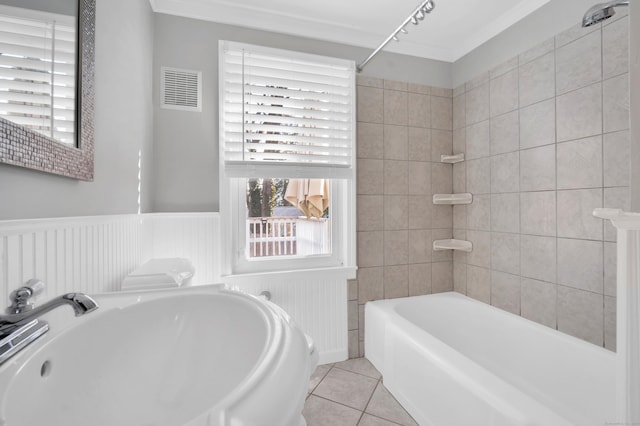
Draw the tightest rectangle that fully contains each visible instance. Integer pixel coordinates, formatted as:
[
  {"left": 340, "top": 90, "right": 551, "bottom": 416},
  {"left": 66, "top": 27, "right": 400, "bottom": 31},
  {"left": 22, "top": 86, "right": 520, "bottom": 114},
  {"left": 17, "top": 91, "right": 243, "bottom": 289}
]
[{"left": 161, "top": 67, "right": 202, "bottom": 112}]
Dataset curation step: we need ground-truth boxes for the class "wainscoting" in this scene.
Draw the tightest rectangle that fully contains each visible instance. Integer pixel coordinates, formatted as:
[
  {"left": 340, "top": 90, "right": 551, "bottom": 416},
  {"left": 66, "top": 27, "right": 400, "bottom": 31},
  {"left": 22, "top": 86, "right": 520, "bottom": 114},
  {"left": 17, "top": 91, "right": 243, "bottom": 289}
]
[
  {"left": 0, "top": 213, "right": 219, "bottom": 309},
  {"left": 0, "top": 212, "right": 347, "bottom": 363}
]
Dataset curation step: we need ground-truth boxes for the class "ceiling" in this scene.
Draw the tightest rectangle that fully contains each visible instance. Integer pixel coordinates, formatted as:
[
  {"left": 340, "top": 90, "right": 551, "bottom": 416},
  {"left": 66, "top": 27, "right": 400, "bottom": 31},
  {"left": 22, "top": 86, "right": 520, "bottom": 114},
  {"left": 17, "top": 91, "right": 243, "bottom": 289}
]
[{"left": 149, "top": 0, "right": 551, "bottom": 62}]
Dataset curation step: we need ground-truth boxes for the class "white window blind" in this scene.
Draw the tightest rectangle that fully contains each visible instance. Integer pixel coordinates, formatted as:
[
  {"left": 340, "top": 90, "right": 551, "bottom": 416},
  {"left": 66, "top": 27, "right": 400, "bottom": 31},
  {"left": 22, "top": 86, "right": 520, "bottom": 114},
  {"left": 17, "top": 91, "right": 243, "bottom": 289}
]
[
  {"left": 219, "top": 41, "right": 355, "bottom": 179},
  {"left": 0, "top": 6, "right": 76, "bottom": 145}
]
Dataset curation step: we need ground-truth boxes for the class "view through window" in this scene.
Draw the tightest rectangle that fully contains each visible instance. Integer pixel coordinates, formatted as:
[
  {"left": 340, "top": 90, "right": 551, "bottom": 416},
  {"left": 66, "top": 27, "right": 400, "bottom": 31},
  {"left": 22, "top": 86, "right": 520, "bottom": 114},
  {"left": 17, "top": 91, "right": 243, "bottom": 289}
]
[{"left": 245, "top": 178, "right": 331, "bottom": 258}]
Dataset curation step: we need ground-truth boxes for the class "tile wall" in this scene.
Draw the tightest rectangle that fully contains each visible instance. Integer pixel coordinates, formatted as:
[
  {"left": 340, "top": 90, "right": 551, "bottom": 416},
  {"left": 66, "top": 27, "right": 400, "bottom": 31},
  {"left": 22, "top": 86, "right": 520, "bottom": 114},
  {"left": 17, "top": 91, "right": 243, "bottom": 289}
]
[
  {"left": 348, "top": 76, "right": 454, "bottom": 358},
  {"left": 452, "top": 15, "right": 629, "bottom": 350}
]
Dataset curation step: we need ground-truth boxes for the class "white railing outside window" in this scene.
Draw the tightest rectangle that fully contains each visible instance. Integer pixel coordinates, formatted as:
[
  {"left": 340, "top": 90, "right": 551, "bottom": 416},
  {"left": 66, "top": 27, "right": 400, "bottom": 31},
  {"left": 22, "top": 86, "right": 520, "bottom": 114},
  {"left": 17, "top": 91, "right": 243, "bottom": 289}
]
[{"left": 246, "top": 216, "right": 330, "bottom": 258}]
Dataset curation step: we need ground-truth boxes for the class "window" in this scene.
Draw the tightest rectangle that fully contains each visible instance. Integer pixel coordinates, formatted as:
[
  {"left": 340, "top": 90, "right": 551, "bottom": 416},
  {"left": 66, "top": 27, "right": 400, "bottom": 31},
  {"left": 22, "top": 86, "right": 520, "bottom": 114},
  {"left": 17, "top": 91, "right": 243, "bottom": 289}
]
[
  {"left": 244, "top": 178, "right": 331, "bottom": 259},
  {"left": 0, "top": 5, "right": 76, "bottom": 145},
  {"left": 218, "top": 41, "right": 356, "bottom": 274}
]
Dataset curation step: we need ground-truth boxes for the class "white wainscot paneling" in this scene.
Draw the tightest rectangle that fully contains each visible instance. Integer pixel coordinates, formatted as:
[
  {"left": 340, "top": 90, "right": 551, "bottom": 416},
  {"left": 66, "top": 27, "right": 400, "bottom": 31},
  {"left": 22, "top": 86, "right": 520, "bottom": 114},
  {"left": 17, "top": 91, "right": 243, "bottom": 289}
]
[
  {"left": 225, "top": 268, "right": 349, "bottom": 365},
  {"left": 0, "top": 213, "right": 219, "bottom": 309}
]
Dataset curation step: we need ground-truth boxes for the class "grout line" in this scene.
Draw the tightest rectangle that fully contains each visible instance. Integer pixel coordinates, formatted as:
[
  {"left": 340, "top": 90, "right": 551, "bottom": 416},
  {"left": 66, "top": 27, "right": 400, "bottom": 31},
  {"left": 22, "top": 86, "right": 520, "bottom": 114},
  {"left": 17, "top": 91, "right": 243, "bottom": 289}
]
[{"left": 358, "top": 377, "right": 382, "bottom": 424}]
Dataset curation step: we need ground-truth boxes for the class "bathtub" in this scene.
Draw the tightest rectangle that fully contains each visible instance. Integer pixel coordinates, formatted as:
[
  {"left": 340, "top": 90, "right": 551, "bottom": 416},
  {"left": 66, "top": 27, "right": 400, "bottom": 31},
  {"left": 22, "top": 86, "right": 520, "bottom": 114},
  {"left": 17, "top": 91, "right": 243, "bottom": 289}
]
[{"left": 365, "top": 292, "right": 616, "bottom": 426}]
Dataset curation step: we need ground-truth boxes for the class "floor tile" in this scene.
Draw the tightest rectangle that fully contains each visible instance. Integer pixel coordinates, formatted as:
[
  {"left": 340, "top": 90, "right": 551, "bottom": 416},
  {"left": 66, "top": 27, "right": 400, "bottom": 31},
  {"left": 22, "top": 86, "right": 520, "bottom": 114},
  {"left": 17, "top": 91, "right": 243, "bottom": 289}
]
[
  {"left": 365, "top": 382, "right": 418, "bottom": 426},
  {"left": 358, "top": 413, "right": 403, "bottom": 426},
  {"left": 334, "top": 357, "right": 382, "bottom": 379},
  {"left": 303, "top": 395, "right": 362, "bottom": 426},
  {"left": 308, "top": 364, "right": 333, "bottom": 394},
  {"left": 313, "top": 367, "right": 379, "bottom": 411}
]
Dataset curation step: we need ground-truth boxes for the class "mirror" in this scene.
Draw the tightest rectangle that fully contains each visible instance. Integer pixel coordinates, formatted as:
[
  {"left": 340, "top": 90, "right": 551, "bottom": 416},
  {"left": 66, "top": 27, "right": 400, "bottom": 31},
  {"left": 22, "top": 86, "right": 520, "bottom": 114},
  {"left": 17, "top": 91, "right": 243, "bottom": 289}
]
[{"left": 0, "top": 0, "right": 94, "bottom": 181}]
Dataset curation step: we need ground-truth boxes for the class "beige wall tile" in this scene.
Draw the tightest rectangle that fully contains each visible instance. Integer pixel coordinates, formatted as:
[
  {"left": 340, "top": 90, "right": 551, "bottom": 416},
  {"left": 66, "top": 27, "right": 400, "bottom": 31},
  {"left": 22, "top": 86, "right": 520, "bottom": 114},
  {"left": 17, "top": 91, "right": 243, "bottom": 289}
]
[
  {"left": 557, "top": 238, "right": 604, "bottom": 294},
  {"left": 383, "top": 195, "right": 408, "bottom": 230},
  {"left": 521, "top": 234, "right": 557, "bottom": 283},
  {"left": 357, "top": 267, "right": 384, "bottom": 304},
  {"left": 408, "top": 93, "right": 431, "bottom": 128},
  {"left": 383, "top": 125, "right": 408, "bottom": 160},
  {"left": 465, "top": 82, "right": 489, "bottom": 125},
  {"left": 521, "top": 277, "right": 557, "bottom": 329},
  {"left": 408, "top": 195, "right": 432, "bottom": 229},
  {"left": 466, "top": 157, "right": 491, "bottom": 194},
  {"left": 453, "top": 261, "right": 467, "bottom": 294},
  {"left": 491, "top": 152, "right": 520, "bottom": 194},
  {"left": 556, "top": 82, "right": 602, "bottom": 142},
  {"left": 383, "top": 265, "right": 409, "bottom": 298},
  {"left": 520, "top": 145, "right": 556, "bottom": 192},
  {"left": 432, "top": 163, "right": 453, "bottom": 194},
  {"left": 555, "top": 21, "right": 600, "bottom": 48},
  {"left": 357, "top": 86, "right": 383, "bottom": 123},
  {"left": 357, "top": 75, "right": 384, "bottom": 88},
  {"left": 604, "top": 187, "right": 630, "bottom": 242},
  {"left": 408, "top": 229, "right": 431, "bottom": 264},
  {"left": 466, "top": 265, "right": 491, "bottom": 303},
  {"left": 384, "top": 230, "right": 408, "bottom": 266},
  {"left": 557, "top": 189, "right": 603, "bottom": 240},
  {"left": 519, "top": 52, "right": 555, "bottom": 107},
  {"left": 453, "top": 93, "right": 466, "bottom": 130},
  {"left": 357, "top": 159, "right": 383, "bottom": 195},
  {"left": 431, "top": 95, "right": 453, "bottom": 131},
  {"left": 358, "top": 195, "right": 383, "bottom": 231},
  {"left": 409, "top": 263, "right": 432, "bottom": 296},
  {"left": 432, "top": 262, "right": 453, "bottom": 293},
  {"left": 357, "top": 122, "right": 384, "bottom": 159},
  {"left": 604, "top": 242, "right": 617, "bottom": 297},
  {"left": 383, "top": 160, "right": 408, "bottom": 194},
  {"left": 603, "top": 16, "right": 629, "bottom": 79},
  {"left": 605, "top": 296, "right": 617, "bottom": 351},
  {"left": 431, "top": 129, "right": 453, "bottom": 162},
  {"left": 519, "top": 37, "right": 554, "bottom": 65},
  {"left": 604, "top": 130, "right": 630, "bottom": 187},
  {"left": 490, "top": 69, "right": 519, "bottom": 117},
  {"left": 384, "top": 79, "right": 407, "bottom": 91},
  {"left": 491, "top": 193, "right": 520, "bottom": 233},
  {"left": 603, "top": 73, "right": 630, "bottom": 133},
  {"left": 408, "top": 127, "right": 431, "bottom": 162},
  {"left": 557, "top": 136, "right": 603, "bottom": 190},
  {"left": 490, "top": 110, "right": 519, "bottom": 155},
  {"left": 465, "top": 120, "right": 490, "bottom": 159},
  {"left": 520, "top": 191, "right": 556, "bottom": 237},
  {"left": 557, "top": 285, "right": 604, "bottom": 346},
  {"left": 491, "top": 271, "right": 521, "bottom": 315},
  {"left": 432, "top": 228, "right": 453, "bottom": 262},
  {"left": 467, "top": 194, "right": 491, "bottom": 231},
  {"left": 467, "top": 230, "right": 491, "bottom": 268},
  {"left": 383, "top": 89, "right": 408, "bottom": 125},
  {"left": 358, "top": 231, "right": 384, "bottom": 267},
  {"left": 555, "top": 31, "right": 601, "bottom": 95},
  {"left": 408, "top": 161, "right": 431, "bottom": 195},
  {"left": 519, "top": 99, "right": 556, "bottom": 149},
  {"left": 491, "top": 232, "right": 520, "bottom": 275}
]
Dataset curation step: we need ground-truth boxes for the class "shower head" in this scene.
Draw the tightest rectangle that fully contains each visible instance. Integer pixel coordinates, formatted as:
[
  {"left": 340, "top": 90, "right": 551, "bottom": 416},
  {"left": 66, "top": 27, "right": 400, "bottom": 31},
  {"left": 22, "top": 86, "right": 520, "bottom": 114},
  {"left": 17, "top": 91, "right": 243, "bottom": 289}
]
[{"left": 582, "top": 0, "right": 629, "bottom": 27}]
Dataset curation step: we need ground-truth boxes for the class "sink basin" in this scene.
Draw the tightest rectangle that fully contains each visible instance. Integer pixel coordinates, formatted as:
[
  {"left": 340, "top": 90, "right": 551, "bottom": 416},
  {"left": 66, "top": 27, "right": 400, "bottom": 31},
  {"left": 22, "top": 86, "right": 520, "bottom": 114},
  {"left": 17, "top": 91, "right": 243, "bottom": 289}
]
[{"left": 0, "top": 285, "right": 313, "bottom": 426}]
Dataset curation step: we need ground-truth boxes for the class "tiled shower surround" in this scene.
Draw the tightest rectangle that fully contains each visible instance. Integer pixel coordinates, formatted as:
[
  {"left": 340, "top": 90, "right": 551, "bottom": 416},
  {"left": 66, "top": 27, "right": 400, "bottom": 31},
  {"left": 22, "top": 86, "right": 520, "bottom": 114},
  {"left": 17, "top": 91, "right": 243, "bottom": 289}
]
[
  {"left": 349, "top": 15, "right": 629, "bottom": 357},
  {"left": 349, "top": 77, "right": 454, "bottom": 358}
]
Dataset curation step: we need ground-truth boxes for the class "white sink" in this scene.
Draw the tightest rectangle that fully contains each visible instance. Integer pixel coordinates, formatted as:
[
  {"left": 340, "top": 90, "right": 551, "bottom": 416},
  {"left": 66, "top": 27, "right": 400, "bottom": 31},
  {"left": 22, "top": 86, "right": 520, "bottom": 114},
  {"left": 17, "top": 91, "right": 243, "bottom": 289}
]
[{"left": 0, "top": 285, "right": 313, "bottom": 426}]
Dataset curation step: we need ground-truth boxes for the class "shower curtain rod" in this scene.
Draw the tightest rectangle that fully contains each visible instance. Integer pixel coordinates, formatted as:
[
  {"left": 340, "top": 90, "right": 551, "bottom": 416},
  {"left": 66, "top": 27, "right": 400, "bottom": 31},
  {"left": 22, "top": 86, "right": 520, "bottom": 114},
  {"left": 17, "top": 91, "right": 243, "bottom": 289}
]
[{"left": 357, "top": 0, "right": 435, "bottom": 73}]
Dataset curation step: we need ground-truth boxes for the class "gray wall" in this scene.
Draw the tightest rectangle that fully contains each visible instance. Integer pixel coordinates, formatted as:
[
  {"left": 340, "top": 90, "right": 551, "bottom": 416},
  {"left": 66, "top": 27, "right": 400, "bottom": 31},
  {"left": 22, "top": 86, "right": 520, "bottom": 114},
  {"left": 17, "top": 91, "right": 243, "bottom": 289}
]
[
  {"left": 151, "top": 14, "right": 452, "bottom": 212},
  {"left": 0, "top": 0, "right": 154, "bottom": 220},
  {"left": 453, "top": 0, "right": 597, "bottom": 87}
]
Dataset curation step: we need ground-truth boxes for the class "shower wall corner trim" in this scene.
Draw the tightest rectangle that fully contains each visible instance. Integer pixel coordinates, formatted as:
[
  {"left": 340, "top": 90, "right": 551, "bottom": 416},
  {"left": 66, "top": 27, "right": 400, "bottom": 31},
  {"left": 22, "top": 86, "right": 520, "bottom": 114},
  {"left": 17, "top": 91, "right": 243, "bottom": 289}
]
[{"left": 593, "top": 208, "right": 640, "bottom": 423}]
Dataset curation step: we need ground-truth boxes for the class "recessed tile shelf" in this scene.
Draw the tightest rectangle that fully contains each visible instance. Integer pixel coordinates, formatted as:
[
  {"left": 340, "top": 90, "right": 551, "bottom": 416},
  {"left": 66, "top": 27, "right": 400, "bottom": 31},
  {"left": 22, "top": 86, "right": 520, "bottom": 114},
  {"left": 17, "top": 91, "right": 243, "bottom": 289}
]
[
  {"left": 433, "top": 239, "right": 473, "bottom": 252},
  {"left": 440, "top": 153, "right": 465, "bottom": 164},
  {"left": 433, "top": 193, "right": 473, "bottom": 205}
]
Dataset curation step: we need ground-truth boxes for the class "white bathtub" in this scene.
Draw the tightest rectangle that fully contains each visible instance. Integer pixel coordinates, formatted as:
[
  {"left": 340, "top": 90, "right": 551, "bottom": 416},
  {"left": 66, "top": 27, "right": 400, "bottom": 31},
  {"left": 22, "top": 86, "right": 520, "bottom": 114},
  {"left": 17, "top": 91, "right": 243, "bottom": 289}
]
[{"left": 365, "top": 292, "right": 616, "bottom": 426}]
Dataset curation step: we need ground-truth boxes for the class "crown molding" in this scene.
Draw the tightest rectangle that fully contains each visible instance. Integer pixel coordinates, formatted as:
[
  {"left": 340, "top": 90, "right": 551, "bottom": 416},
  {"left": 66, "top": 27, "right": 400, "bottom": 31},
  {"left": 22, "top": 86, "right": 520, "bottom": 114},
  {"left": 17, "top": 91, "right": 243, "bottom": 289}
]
[{"left": 150, "top": 0, "right": 551, "bottom": 62}]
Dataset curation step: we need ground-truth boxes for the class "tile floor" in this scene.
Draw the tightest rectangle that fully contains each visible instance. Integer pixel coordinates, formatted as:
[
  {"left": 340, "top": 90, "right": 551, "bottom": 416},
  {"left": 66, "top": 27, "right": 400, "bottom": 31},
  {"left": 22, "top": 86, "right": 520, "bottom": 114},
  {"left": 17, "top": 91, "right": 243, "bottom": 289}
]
[{"left": 303, "top": 357, "right": 417, "bottom": 426}]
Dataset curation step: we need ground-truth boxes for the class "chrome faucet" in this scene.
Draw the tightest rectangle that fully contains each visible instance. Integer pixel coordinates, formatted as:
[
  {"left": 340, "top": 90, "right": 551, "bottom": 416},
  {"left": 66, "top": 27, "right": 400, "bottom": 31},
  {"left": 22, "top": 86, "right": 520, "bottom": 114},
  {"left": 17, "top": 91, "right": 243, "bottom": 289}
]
[{"left": 0, "top": 279, "right": 98, "bottom": 365}]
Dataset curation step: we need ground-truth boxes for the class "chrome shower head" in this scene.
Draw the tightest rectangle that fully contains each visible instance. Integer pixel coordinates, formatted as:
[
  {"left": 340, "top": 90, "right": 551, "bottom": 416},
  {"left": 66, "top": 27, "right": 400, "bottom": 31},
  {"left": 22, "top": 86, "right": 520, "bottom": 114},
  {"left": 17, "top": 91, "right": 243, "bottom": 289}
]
[{"left": 582, "top": 0, "right": 629, "bottom": 27}]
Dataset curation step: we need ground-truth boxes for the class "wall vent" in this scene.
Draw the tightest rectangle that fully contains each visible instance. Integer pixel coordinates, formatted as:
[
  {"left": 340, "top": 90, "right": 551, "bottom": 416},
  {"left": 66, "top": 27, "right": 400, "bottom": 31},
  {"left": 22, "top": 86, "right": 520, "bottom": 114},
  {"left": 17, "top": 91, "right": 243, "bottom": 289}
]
[{"left": 161, "top": 67, "right": 202, "bottom": 112}]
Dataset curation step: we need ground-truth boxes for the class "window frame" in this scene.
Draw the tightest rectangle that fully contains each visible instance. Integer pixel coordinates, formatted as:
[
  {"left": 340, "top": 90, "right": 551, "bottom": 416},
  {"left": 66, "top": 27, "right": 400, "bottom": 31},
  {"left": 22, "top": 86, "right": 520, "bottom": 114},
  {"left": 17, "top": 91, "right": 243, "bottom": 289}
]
[{"left": 218, "top": 41, "right": 356, "bottom": 277}]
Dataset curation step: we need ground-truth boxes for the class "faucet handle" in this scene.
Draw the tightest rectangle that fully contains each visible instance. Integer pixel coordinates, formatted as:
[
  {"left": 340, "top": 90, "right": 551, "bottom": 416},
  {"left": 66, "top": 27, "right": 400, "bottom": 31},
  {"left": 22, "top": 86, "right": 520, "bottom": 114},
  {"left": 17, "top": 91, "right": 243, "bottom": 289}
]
[
  {"left": 7, "top": 279, "right": 46, "bottom": 314},
  {"left": 25, "top": 279, "right": 45, "bottom": 297}
]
